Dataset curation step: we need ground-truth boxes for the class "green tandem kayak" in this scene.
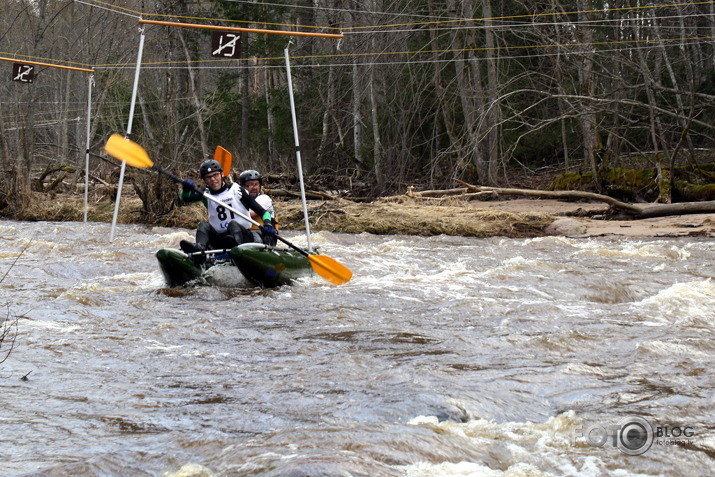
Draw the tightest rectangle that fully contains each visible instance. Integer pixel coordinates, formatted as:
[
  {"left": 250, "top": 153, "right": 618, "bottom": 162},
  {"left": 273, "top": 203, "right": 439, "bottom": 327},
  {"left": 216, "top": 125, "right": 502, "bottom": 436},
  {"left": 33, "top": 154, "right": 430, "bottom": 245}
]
[{"left": 155, "top": 243, "right": 312, "bottom": 288}]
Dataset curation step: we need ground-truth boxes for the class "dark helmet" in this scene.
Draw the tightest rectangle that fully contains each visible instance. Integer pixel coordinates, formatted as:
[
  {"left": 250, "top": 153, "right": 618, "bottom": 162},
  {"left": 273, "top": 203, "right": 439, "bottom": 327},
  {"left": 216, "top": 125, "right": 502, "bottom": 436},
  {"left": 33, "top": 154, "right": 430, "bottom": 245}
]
[
  {"left": 199, "top": 159, "right": 222, "bottom": 178},
  {"left": 239, "top": 169, "right": 263, "bottom": 185}
]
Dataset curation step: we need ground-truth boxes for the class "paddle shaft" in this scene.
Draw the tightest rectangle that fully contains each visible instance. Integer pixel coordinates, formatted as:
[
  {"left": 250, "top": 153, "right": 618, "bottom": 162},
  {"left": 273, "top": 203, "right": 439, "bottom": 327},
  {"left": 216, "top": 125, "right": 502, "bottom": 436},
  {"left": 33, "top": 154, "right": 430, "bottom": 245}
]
[
  {"left": 186, "top": 249, "right": 230, "bottom": 257},
  {"left": 155, "top": 164, "right": 312, "bottom": 258}
]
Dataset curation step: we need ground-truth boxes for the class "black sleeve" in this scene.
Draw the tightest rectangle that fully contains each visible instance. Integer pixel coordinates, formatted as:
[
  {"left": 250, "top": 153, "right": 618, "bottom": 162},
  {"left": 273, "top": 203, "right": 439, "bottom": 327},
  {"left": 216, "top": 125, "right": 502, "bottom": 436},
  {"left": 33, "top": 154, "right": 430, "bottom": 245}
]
[{"left": 239, "top": 186, "right": 267, "bottom": 218}]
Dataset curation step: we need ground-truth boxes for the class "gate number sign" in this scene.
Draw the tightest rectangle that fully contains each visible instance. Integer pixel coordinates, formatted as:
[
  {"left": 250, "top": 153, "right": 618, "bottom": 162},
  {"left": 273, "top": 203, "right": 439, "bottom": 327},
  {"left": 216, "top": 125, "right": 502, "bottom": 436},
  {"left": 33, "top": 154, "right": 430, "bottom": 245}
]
[
  {"left": 212, "top": 32, "right": 241, "bottom": 59},
  {"left": 12, "top": 63, "right": 34, "bottom": 83}
]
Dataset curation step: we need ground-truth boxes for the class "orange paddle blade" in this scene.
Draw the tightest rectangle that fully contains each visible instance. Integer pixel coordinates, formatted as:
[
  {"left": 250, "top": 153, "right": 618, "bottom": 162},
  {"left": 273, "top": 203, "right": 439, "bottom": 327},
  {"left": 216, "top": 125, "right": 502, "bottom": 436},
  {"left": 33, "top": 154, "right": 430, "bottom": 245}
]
[
  {"left": 105, "top": 134, "right": 154, "bottom": 168},
  {"left": 308, "top": 254, "right": 353, "bottom": 285},
  {"left": 214, "top": 146, "right": 232, "bottom": 176}
]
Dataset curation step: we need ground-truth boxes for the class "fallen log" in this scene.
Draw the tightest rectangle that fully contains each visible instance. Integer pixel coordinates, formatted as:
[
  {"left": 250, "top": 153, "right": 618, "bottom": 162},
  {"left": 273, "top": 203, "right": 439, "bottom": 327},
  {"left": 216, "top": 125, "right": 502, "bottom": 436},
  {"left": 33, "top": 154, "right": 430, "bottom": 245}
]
[
  {"left": 455, "top": 179, "right": 715, "bottom": 220},
  {"left": 405, "top": 185, "right": 496, "bottom": 201},
  {"left": 265, "top": 188, "right": 338, "bottom": 200},
  {"left": 633, "top": 200, "right": 715, "bottom": 219},
  {"left": 407, "top": 186, "right": 468, "bottom": 197}
]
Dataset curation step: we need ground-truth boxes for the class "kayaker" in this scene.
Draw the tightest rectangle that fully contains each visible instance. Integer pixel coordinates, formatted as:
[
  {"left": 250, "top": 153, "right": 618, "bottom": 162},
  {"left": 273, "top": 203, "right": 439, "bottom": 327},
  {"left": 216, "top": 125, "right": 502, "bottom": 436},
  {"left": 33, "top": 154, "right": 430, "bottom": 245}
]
[
  {"left": 239, "top": 169, "right": 277, "bottom": 246},
  {"left": 178, "top": 159, "right": 277, "bottom": 255}
]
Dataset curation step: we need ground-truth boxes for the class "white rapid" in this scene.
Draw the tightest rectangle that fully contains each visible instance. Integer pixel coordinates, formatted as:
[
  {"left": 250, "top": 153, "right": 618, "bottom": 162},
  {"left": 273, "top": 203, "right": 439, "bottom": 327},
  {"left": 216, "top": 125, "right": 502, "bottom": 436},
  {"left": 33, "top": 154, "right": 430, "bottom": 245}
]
[{"left": 1, "top": 220, "right": 713, "bottom": 476}]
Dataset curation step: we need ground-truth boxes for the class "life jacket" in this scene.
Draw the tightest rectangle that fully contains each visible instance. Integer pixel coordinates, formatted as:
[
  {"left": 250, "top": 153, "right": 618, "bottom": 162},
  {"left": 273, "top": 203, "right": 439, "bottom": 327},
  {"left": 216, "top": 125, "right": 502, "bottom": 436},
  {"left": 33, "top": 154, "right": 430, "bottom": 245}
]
[
  {"left": 206, "top": 183, "right": 253, "bottom": 232},
  {"left": 250, "top": 193, "right": 278, "bottom": 230}
]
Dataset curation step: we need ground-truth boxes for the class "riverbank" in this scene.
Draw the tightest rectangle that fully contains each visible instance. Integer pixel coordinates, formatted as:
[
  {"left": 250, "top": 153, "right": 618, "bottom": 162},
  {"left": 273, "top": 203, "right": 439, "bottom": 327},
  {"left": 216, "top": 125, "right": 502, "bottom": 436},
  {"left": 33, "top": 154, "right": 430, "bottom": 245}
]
[
  {"left": 8, "top": 189, "right": 715, "bottom": 238},
  {"left": 463, "top": 198, "right": 715, "bottom": 238}
]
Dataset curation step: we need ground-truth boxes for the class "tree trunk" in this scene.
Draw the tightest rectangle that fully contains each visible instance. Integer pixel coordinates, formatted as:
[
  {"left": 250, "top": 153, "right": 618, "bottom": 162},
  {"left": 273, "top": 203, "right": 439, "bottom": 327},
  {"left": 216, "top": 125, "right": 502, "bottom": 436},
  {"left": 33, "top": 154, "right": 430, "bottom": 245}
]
[
  {"left": 351, "top": 61, "right": 364, "bottom": 168},
  {"left": 481, "top": 1, "right": 501, "bottom": 185},
  {"left": 240, "top": 33, "right": 250, "bottom": 163},
  {"left": 636, "top": 39, "right": 670, "bottom": 203},
  {"left": 264, "top": 64, "right": 277, "bottom": 166},
  {"left": 428, "top": 0, "right": 461, "bottom": 165},
  {"left": 369, "top": 71, "right": 383, "bottom": 188},
  {"left": 448, "top": 0, "right": 484, "bottom": 182},
  {"left": 575, "top": 0, "right": 601, "bottom": 192},
  {"left": 177, "top": 28, "right": 209, "bottom": 160},
  {"left": 317, "top": 65, "right": 338, "bottom": 161}
]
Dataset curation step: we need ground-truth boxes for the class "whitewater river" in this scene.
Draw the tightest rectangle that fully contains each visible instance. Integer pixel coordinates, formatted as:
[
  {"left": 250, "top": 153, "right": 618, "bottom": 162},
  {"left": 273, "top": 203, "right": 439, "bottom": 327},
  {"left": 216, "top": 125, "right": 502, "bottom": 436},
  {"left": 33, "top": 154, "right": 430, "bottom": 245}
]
[{"left": 1, "top": 219, "right": 713, "bottom": 476}]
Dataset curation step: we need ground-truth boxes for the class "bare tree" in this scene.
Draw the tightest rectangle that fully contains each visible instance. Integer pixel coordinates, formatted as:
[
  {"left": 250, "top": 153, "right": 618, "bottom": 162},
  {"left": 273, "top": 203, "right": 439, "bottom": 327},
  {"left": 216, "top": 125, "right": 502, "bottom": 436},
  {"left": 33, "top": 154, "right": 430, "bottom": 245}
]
[{"left": 4, "top": 0, "right": 715, "bottom": 213}]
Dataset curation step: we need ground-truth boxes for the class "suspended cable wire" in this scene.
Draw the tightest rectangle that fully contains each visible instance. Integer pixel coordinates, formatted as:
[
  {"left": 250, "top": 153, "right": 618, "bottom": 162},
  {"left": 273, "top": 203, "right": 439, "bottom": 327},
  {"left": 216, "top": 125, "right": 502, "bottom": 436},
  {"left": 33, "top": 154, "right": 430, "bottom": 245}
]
[
  {"left": 338, "top": 0, "right": 715, "bottom": 31},
  {"left": 78, "top": 0, "right": 715, "bottom": 34},
  {"left": 344, "top": 12, "right": 715, "bottom": 35},
  {"left": 88, "top": 33, "right": 715, "bottom": 71},
  {"left": 220, "top": 0, "right": 462, "bottom": 20},
  {"left": 73, "top": 0, "right": 142, "bottom": 18}
]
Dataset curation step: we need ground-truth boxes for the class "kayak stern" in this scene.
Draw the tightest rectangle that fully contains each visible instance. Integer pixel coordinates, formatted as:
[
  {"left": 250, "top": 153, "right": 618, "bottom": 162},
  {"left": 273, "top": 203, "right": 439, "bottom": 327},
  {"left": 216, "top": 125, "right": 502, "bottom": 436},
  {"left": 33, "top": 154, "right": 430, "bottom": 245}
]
[{"left": 229, "top": 243, "right": 312, "bottom": 288}]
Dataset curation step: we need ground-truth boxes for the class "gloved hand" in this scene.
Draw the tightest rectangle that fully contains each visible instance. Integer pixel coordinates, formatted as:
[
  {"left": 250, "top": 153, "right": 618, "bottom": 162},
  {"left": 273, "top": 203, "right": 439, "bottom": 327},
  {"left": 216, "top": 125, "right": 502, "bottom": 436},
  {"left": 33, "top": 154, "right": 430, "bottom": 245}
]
[
  {"left": 182, "top": 179, "right": 197, "bottom": 192},
  {"left": 262, "top": 220, "right": 277, "bottom": 236}
]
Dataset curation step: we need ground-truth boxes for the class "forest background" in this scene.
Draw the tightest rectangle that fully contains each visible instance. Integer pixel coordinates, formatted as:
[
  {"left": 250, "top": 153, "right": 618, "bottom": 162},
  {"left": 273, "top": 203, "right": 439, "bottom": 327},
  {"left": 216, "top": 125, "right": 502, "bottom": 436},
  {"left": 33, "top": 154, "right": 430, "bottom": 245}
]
[{"left": 2, "top": 0, "right": 715, "bottom": 224}]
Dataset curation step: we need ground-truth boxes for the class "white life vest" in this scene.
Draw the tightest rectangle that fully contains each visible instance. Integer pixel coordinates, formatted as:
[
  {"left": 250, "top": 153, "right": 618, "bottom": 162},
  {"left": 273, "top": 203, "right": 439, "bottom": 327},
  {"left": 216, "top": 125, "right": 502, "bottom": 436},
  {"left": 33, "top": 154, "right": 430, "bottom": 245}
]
[
  {"left": 255, "top": 193, "right": 274, "bottom": 218},
  {"left": 207, "top": 183, "right": 253, "bottom": 232},
  {"left": 250, "top": 193, "right": 275, "bottom": 229}
]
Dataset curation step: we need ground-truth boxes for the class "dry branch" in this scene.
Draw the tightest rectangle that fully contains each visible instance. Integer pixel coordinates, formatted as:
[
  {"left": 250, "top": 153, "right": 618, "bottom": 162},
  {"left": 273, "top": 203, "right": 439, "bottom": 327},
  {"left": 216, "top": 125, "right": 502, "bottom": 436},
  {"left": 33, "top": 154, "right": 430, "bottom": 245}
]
[{"left": 91, "top": 175, "right": 110, "bottom": 187}]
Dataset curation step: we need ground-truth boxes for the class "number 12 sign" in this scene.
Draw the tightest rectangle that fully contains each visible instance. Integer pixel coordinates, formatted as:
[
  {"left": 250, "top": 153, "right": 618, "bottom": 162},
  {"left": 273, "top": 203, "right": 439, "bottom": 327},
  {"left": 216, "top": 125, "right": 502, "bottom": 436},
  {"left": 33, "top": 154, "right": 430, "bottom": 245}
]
[{"left": 12, "top": 63, "right": 34, "bottom": 83}]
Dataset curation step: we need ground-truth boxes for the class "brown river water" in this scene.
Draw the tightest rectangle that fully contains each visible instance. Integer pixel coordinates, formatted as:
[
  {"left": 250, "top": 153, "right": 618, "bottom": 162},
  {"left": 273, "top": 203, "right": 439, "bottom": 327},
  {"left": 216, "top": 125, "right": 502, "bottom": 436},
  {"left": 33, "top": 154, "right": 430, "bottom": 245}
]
[{"left": 1, "top": 219, "right": 714, "bottom": 476}]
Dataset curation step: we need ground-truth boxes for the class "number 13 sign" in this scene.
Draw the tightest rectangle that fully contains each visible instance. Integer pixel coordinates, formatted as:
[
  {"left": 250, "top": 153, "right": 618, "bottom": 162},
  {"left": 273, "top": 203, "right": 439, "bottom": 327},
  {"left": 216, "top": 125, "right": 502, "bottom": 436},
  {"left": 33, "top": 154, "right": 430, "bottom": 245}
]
[{"left": 212, "top": 32, "right": 241, "bottom": 59}]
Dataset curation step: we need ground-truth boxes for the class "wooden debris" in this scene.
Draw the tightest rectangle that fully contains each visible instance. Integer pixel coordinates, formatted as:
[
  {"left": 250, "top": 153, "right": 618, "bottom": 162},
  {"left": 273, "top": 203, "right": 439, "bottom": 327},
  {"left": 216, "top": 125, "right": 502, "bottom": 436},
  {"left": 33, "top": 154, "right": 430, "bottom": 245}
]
[{"left": 455, "top": 179, "right": 715, "bottom": 220}]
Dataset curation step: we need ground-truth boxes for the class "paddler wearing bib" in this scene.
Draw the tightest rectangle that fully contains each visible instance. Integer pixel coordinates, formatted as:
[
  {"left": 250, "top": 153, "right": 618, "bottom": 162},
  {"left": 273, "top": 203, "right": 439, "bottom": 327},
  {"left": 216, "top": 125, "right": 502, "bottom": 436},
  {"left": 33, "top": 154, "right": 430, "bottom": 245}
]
[{"left": 178, "top": 159, "right": 277, "bottom": 254}]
